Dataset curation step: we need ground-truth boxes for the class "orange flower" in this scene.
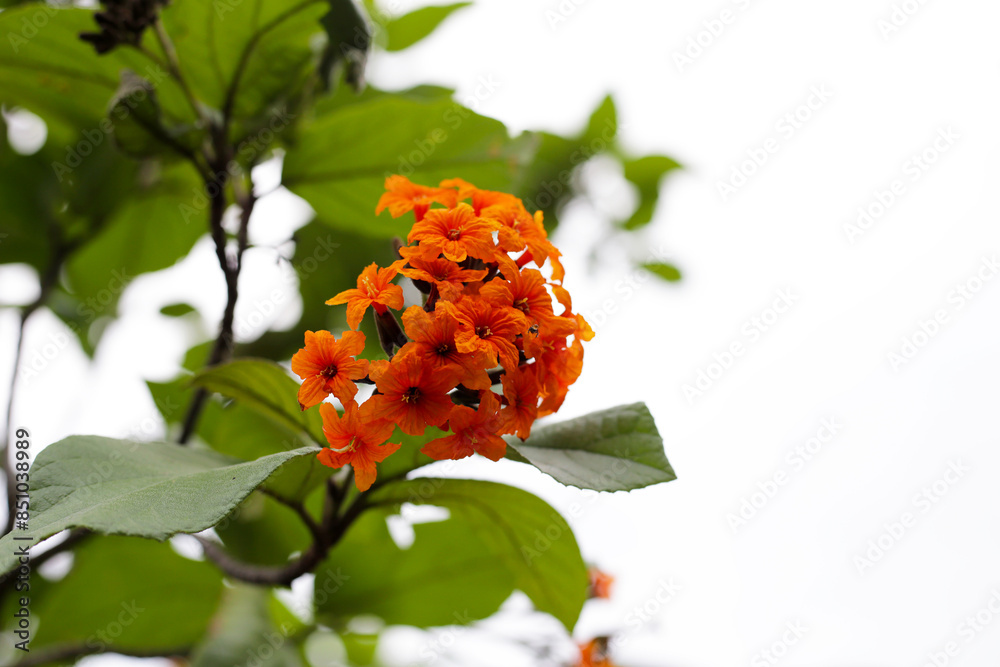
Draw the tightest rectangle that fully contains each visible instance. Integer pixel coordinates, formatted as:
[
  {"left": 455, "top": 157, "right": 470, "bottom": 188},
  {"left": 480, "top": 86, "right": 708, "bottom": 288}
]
[
  {"left": 291, "top": 330, "right": 370, "bottom": 409},
  {"left": 587, "top": 567, "right": 614, "bottom": 599},
  {"left": 366, "top": 355, "right": 459, "bottom": 435},
  {"left": 500, "top": 366, "right": 539, "bottom": 439},
  {"left": 438, "top": 299, "right": 528, "bottom": 371},
  {"left": 421, "top": 391, "right": 507, "bottom": 461},
  {"left": 482, "top": 259, "right": 571, "bottom": 337},
  {"left": 326, "top": 261, "right": 405, "bottom": 330},
  {"left": 407, "top": 203, "right": 499, "bottom": 263},
  {"left": 397, "top": 306, "right": 492, "bottom": 390},
  {"left": 397, "top": 246, "right": 488, "bottom": 300},
  {"left": 577, "top": 638, "right": 614, "bottom": 667},
  {"left": 376, "top": 175, "right": 457, "bottom": 220},
  {"left": 318, "top": 403, "right": 400, "bottom": 491}
]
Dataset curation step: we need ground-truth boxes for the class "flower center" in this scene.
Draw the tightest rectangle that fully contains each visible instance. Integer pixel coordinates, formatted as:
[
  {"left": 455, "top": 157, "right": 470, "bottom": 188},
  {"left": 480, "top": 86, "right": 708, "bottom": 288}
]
[
  {"left": 321, "top": 364, "right": 338, "bottom": 378},
  {"left": 475, "top": 325, "right": 492, "bottom": 338},
  {"left": 436, "top": 343, "right": 451, "bottom": 355},
  {"left": 513, "top": 297, "right": 530, "bottom": 313},
  {"left": 447, "top": 228, "right": 462, "bottom": 240},
  {"left": 402, "top": 387, "right": 422, "bottom": 403},
  {"left": 361, "top": 276, "right": 375, "bottom": 295}
]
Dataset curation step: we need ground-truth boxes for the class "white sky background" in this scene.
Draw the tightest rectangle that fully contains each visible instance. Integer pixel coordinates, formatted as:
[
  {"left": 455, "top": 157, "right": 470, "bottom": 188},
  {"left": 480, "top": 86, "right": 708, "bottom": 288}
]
[{"left": 3, "top": 0, "right": 1000, "bottom": 665}]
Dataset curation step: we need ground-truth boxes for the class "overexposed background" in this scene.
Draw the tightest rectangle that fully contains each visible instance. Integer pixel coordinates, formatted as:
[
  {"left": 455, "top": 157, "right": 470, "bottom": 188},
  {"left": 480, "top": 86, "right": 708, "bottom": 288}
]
[{"left": 3, "top": 0, "right": 1000, "bottom": 665}]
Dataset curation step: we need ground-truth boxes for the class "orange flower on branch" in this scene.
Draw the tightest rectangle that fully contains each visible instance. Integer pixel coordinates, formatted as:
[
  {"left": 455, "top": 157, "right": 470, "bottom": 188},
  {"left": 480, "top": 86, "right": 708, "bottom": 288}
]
[
  {"left": 318, "top": 403, "right": 400, "bottom": 491},
  {"left": 326, "top": 261, "right": 405, "bottom": 330},
  {"left": 376, "top": 175, "right": 457, "bottom": 220},
  {"left": 397, "top": 247, "right": 488, "bottom": 301},
  {"left": 397, "top": 306, "right": 492, "bottom": 390},
  {"left": 294, "top": 175, "right": 594, "bottom": 483},
  {"left": 407, "top": 203, "right": 499, "bottom": 263},
  {"left": 421, "top": 390, "right": 507, "bottom": 462},
  {"left": 438, "top": 298, "right": 528, "bottom": 371},
  {"left": 500, "top": 366, "right": 539, "bottom": 439},
  {"left": 291, "top": 330, "right": 370, "bottom": 409},
  {"left": 366, "top": 356, "right": 459, "bottom": 436}
]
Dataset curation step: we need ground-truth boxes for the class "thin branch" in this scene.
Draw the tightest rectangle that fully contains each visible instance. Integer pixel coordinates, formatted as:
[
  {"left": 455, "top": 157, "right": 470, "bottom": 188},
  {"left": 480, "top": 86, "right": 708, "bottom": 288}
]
[{"left": 151, "top": 19, "right": 204, "bottom": 124}]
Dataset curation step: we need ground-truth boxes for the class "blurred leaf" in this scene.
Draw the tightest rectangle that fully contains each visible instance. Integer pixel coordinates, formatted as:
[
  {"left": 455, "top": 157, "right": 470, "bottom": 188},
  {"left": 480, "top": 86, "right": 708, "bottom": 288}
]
[
  {"left": 0, "top": 436, "right": 318, "bottom": 574},
  {"left": 0, "top": 7, "right": 194, "bottom": 144},
  {"left": 161, "top": 0, "right": 326, "bottom": 136},
  {"left": 315, "top": 508, "right": 515, "bottom": 627},
  {"left": 215, "top": 493, "right": 313, "bottom": 568},
  {"left": 582, "top": 94, "right": 616, "bottom": 146},
  {"left": 621, "top": 155, "right": 681, "bottom": 230},
  {"left": 282, "top": 95, "right": 533, "bottom": 239},
  {"left": 319, "top": 0, "right": 371, "bottom": 92},
  {"left": 381, "top": 3, "right": 471, "bottom": 52},
  {"left": 160, "top": 303, "right": 197, "bottom": 317},
  {"left": 190, "top": 585, "right": 303, "bottom": 667},
  {"left": 506, "top": 403, "right": 676, "bottom": 492},
  {"left": 108, "top": 70, "right": 193, "bottom": 159},
  {"left": 369, "top": 479, "right": 587, "bottom": 631},
  {"left": 190, "top": 358, "right": 325, "bottom": 446},
  {"left": 3, "top": 536, "right": 224, "bottom": 653},
  {"left": 641, "top": 261, "right": 682, "bottom": 282}
]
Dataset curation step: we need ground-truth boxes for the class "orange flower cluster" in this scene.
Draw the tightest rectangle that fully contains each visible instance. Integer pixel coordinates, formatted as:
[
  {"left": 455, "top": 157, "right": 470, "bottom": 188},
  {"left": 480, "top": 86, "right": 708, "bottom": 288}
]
[{"left": 292, "top": 176, "right": 593, "bottom": 491}]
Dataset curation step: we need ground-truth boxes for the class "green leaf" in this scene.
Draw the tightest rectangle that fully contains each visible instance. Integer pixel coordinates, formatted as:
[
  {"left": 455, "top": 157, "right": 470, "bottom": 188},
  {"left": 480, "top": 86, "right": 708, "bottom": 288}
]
[
  {"left": 381, "top": 3, "right": 471, "bottom": 52},
  {"left": 161, "top": 0, "right": 327, "bottom": 135},
  {"left": 641, "top": 261, "right": 682, "bottom": 282},
  {"left": 190, "top": 585, "right": 303, "bottom": 667},
  {"left": 190, "top": 358, "right": 325, "bottom": 446},
  {"left": 320, "top": 0, "right": 372, "bottom": 92},
  {"left": 160, "top": 303, "right": 198, "bottom": 317},
  {"left": 583, "top": 94, "right": 616, "bottom": 146},
  {"left": 0, "top": 436, "right": 318, "bottom": 574},
  {"left": 368, "top": 479, "right": 587, "bottom": 631},
  {"left": 0, "top": 7, "right": 194, "bottom": 143},
  {"left": 506, "top": 403, "right": 676, "bottom": 492},
  {"left": 215, "top": 493, "right": 313, "bottom": 567},
  {"left": 621, "top": 155, "right": 681, "bottom": 230},
  {"left": 315, "top": 508, "right": 516, "bottom": 628},
  {"left": 3, "top": 536, "right": 224, "bottom": 653},
  {"left": 282, "top": 95, "right": 533, "bottom": 239}
]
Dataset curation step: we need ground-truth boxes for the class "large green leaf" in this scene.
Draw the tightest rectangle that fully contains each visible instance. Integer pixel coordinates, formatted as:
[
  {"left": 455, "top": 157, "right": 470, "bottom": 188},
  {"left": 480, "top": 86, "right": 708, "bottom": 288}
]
[
  {"left": 367, "top": 479, "right": 587, "bottom": 631},
  {"left": 215, "top": 494, "right": 312, "bottom": 568},
  {"left": 0, "top": 436, "right": 318, "bottom": 574},
  {"left": 381, "top": 3, "right": 471, "bottom": 52},
  {"left": 282, "top": 95, "right": 533, "bottom": 238},
  {"left": 3, "top": 536, "right": 224, "bottom": 653},
  {"left": 190, "top": 585, "right": 303, "bottom": 667},
  {"left": 506, "top": 403, "right": 675, "bottom": 492},
  {"left": 315, "top": 508, "right": 515, "bottom": 628},
  {"left": 161, "top": 0, "right": 327, "bottom": 134},
  {"left": 190, "top": 358, "right": 325, "bottom": 446},
  {"left": 0, "top": 7, "right": 194, "bottom": 143}
]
